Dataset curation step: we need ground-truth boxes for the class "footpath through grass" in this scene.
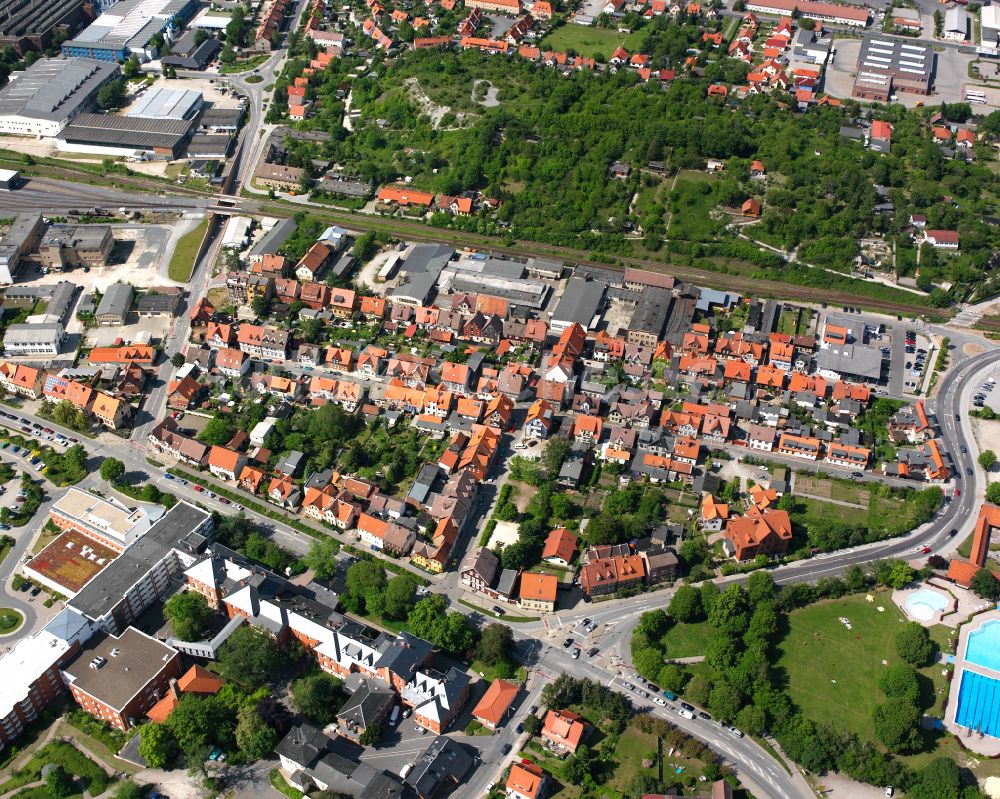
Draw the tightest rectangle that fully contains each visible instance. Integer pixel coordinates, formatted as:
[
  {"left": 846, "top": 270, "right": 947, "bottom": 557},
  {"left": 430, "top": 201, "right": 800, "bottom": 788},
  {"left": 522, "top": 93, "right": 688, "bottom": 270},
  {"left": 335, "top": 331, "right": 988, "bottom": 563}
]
[{"left": 168, "top": 218, "right": 208, "bottom": 282}]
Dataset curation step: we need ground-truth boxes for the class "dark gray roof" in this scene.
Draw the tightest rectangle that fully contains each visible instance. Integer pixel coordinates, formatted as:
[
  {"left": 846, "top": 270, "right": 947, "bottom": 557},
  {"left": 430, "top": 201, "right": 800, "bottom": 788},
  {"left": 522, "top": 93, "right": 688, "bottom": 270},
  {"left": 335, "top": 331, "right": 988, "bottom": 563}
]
[
  {"left": 95, "top": 282, "right": 133, "bottom": 318},
  {"left": 250, "top": 218, "right": 297, "bottom": 258},
  {"left": 552, "top": 277, "right": 604, "bottom": 326},
  {"left": 59, "top": 113, "right": 194, "bottom": 151},
  {"left": 338, "top": 677, "right": 395, "bottom": 731},
  {"left": 68, "top": 502, "right": 210, "bottom": 621},
  {"left": 405, "top": 736, "right": 474, "bottom": 799},
  {"left": 62, "top": 627, "right": 177, "bottom": 712},
  {"left": 274, "top": 722, "right": 329, "bottom": 768},
  {"left": 0, "top": 57, "right": 119, "bottom": 123}
]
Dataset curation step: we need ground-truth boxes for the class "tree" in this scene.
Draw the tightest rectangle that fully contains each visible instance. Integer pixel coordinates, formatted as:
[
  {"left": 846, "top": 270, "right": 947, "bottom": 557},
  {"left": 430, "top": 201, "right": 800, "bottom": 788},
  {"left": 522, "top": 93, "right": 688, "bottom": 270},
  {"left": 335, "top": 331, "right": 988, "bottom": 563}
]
[
  {"left": 476, "top": 623, "right": 514, "bottom": 666},
  {"left": 139, "top": 723, "right": 177, "bottom": 768},
  {"left": 171, "top": 352, "right": 186, "bottom": 368},
  {"left": 198, "top": 416, "right": 235, "bottom": 446},
  {"left": 522, "top": 713, "right": 543, "bottom": 736},
  {"left": 634, "top": 647, "right": 667, "bottom": 681},
  {"left": 303, "top": 537, "right": 341, "bottom": 582},
  {"left": 291, "top": 672, "right": 345, "bottom": 724},
  {"left": 746, "top": 570, "right": 777, "bottom": 605},
  {"left": 885, "top": 560, "right": 916, "bottom": 590},
  {"left": 359, "top": 723, "right": 382, "bottom": 746},
  {"left": 877, "top": 664, "right": 919, "bottom": 703},
  {"left": 383, "top": 576, "right": 417, "bottom": 621},
  {"left": 346, "top": 559, "right": 387, "bottom": 600},
  {"left": 907, "top": 757, "right": 963, "bottom": 799},
  {"left": 872, "top": 697, "right": 922, "bottom": 752},
  {"left": 987, "top": 482, "right": 1000, "bottom": 505},
  {"left": 218, "top": 625, "right": 287, "bottom": 690},
  {"left": 163, "top": 591, "right": 212, "bottom": 641},
  {"left": 970, "top": 568, "right": 1000, "bottom": 600},
  {"left": 708, "top": 681, "right": 742, "bottom": 722},
  {"left": 235, "top": 705, "right": 278, "bottom": 760},
  {"left": 895, "top": 622, "right": 935, "bottom": 667},
  {"left": 166, "top": 694, "right": 231, "bottom": 760},
  {"left": 658, "top": 664, "right": 689, "bottom": 694},
  {"left": 668, "top": 585, "right": 703, "bottom": 622},
  {"left": 708, "top": 584, "right": 750, "bottom": 637},
  {"left": 684, "top": 673, "right": 713, "bottom": 706},
  {"left": 123, "top": 54, "right": 141, "bottom": 79},
  {"left": 99, "top": 457, "right": 125, "bottom": 483},
  {"left": 45, "top": 765, "right": 74, "bottom": 798},
  {"left": 980, "top": 450, "right": 997, "bottom": 470},
  {"left": 97, "top": 80, "right": 125, "bottom": 110}
]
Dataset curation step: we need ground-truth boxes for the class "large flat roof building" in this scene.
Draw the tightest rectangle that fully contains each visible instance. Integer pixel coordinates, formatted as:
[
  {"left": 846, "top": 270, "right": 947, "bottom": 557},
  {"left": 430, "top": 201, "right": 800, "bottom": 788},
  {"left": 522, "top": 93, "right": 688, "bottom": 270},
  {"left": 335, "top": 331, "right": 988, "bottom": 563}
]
[
  {"left": 853, "top": 37, "right": 933, "bottom": 101},
  {"left": 0, "top": 0, "right": 95, "bottom": 56},
  {"left": 550, "top": 276, "right": 605, "bottom": 333},
  {"left": 57, "top": 112, "right": 195, "bottom": 159},
  {"left": 127, "top": 87, "right": 203, "bottom": 120},
  {"left": 62, "top": 0, "right": 194, "bottom": 63},
  {"left": 50, "top": 487, "right": 156, "bottom": 552},
  {"left": 67, "top": 501, "right": 211, "bottom": 633},
  {"left": 62, "top": 627, "right": 182, "bottom": 731},
  {"left": 0, "top": 57, "right": 120, "bottom": 137},
  {"left": 0, "top": 212, "right": 43, "bottom": 284}
]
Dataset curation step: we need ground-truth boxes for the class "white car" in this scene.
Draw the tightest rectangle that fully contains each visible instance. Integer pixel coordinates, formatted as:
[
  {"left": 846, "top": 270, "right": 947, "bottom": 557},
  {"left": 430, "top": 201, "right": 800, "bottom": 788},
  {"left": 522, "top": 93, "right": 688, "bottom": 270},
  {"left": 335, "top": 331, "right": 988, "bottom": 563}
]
[{"left": 653, "top": 697, "right": 667, "bottom": 706}]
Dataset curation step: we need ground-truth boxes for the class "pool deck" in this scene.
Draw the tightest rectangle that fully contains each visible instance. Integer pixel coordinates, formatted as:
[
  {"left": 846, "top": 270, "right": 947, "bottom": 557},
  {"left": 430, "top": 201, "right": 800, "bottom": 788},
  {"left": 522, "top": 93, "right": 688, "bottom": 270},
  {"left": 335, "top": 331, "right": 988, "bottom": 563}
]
[
  {"left": 892, "top": 579, "right": 989, "bottom": 628},
  {"left": 945, "top": 608, "right": 1000, "bottom": 755}
]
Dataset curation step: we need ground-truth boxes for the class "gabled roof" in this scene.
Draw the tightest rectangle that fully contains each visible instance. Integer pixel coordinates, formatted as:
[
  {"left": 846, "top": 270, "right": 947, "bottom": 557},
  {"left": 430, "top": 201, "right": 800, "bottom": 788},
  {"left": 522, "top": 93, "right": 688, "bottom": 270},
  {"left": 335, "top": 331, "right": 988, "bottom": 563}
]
[
  {"left": 542, "top": 527, "right": 578, "bottom": 562},
  {"left": 472, "top": 678, "right": 519, "bottom": 726}
]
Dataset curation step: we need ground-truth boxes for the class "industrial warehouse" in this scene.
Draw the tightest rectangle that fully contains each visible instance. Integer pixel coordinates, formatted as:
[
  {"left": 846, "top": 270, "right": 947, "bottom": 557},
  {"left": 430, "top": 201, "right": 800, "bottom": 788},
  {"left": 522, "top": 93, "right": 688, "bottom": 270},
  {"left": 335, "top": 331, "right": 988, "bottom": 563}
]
[
  {"left": 60, "top": 0, "right": 194, "bottom": 63},
  {"left": 0, "top": 57, "right": 121, "bottom": 137},
  {"left": 852, "top": 37, "right": 934, "bottom": 101}
]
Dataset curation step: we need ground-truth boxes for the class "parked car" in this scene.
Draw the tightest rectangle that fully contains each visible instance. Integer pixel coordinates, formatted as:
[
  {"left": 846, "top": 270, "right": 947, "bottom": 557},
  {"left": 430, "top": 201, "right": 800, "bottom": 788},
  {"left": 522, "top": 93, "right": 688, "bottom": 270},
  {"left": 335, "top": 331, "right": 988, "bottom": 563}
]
[
  {"left": 586, "top": 647, "right": 599, "bottom": 657},
  {"left": 623, "top": 681, "right": 635, "bottom": 690},
  {"left": 680, "top": 702, "right": 695, "bottom": 713},
  {"left": 572, "top": 648, "right": 581, "bottom": 659},
  {"left": 193, "top": 485, "right": 204, "bottom": 492},
  {"left": 563, "top": 638, "right": 573, "bottom": 648},
  {"left": 500, "top": 744, "right": 512, "bottom": 755}
]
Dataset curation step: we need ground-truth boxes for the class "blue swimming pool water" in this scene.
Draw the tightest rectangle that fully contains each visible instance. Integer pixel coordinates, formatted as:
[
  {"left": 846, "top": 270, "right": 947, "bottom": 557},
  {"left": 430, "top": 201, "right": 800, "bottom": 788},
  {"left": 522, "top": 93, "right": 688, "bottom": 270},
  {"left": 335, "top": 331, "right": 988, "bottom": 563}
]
[
  {"left": 955, "top": 670, "right": 1000, "bottom": 738},
  {"left": 905, "top": 588, "right": 950, "bottom": 621},
  {"left": 966, "top": 620, "right": 1000, "bottom": 672}
]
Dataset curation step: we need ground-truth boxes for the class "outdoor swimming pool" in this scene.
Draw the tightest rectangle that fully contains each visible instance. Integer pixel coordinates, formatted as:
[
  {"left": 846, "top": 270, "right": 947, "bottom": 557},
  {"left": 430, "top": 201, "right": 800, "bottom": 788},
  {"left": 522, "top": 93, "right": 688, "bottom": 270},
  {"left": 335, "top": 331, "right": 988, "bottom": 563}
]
[
  {"left": 905, "top": 588, "right": 950, "bottom": 622},
  {"left": 967, "top": 620, "right": 1000, "bottom": 672},
  {"left": 955, "top": 670, "right": 1000, "bottom": 738}
]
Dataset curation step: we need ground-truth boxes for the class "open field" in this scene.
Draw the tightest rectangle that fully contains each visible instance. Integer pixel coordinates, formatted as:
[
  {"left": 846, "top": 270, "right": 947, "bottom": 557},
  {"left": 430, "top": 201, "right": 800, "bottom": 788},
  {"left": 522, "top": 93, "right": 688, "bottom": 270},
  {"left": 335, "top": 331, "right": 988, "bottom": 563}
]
[
  {"left": 538, "top": 26, "right": 647, "bottom": 57},
  {"left": 659, "top": 619, "right": 713, "bottom": 659},
  {"left": 776, "top": 595, "right": 945, "bottom": 742}
]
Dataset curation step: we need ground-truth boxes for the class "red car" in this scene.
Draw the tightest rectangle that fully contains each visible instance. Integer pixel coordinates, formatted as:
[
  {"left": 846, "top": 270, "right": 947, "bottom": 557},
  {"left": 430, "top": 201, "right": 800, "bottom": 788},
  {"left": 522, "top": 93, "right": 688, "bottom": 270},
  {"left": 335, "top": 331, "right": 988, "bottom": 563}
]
[
  {"left": 955, "top": 488, "right": 961, "bottom": 496},
  {"left": 920, "top": 546, "right": 931, "bottom": 554},
  {"left": 194, "top": 485, "right": 205, "bottom": 492}
]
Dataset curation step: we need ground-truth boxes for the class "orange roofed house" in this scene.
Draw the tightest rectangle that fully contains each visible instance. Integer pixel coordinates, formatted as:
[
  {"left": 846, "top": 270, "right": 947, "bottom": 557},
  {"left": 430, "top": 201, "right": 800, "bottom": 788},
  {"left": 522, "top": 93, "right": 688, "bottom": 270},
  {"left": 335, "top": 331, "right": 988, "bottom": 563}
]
[
  {"left": 724, "top": 509, "right": 792, "bottom": 562},
  {"left": 519, "top": 572, "right": 558, "bottom": 612},
  {"left": 507, "top": 762, "right": 547, "bottom": 799},
  {"left": 542, "top": 708, "right": 589, "bottom": 753},
  {"left": 377, "top": 186, "right": 434, "bottom": 209},
  {"left": 471, "top": 678, "right": 519, "bottom": 730},
  {"left": 542, "top": 527, "right": 578, "bottom": 567},
  {"left": 948, "top": 503, "right": 1000, "bottom": 587},
  {"left": 580, "top": 554, "right": 645, "bottom": 598}
]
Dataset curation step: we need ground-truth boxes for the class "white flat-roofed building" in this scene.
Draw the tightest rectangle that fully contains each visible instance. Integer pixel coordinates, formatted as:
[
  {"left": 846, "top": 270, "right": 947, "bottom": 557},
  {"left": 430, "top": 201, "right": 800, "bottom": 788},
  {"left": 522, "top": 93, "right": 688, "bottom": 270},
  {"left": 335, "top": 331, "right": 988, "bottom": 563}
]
[
  {"left": 221, "top": 216, "right": 253, "bottom": 250},
  {"left": 979, "top": 6, "right": 999, "bottom": 55},
  {"left": 0, "top": 609, "right": 94, "bottom": 749},
  {"left": 3, "top": 322, "right": 65, "bottom": 356},
  {"left": 127, "top": 87, "right": 203, "bottom": 120},
  {"left": 944, "top": 7, "right": 968, "bottom": 40},
  {"left": 50, "top": 487, "right": 158, "bottom": 552}
]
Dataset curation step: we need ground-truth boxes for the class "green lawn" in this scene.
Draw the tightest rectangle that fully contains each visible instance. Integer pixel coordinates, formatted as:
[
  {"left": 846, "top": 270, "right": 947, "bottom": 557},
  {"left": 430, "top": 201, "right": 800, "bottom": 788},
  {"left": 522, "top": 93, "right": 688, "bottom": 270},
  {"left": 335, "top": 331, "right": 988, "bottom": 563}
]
[
  {"left": 538, "top": 25, "right": 647, "bottom": 58},
  {"left": 0, "top": 741, "right": 110, "bottom": 797},
  {"left": 790, "top": 487, "right": 931, "bottom": 541},
  {"left": 667, "top": 178, "right": 722, "bottom": 242},
  {"left": 167, "top": 219, "right": 208, "bottom": 282},
  {"left": 0, "top": 607, "right": 23, "bottom": 633},
  {"left": 659, "top": 619, "right": 713, "bottom": 659},
  {"left": 776, "top": 595, "right": 944, "bottom": 742}
]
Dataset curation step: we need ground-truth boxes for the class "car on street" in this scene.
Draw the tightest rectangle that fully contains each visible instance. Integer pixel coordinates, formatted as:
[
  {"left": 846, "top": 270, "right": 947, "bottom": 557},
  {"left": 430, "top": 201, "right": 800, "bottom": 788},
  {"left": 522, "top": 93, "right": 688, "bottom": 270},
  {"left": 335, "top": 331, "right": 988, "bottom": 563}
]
[
  {"left": 680, "top": 702, "right": 695, "bottom": 713},
  {"left": 956, "top": 414, "right": 961, "bottom": 421},
  {"left": 698, "top": 711, "right": 712, "bottom": 720},
  {"left": 663, "top": 690, "right": 678, "bottom": 701},
  {"left": 516, "top": 723, "right": 523, "bottom": 733},
  {"left": 528, "top": 705, "right": 538, "bottom": 715},
  {"left": 730, "top": 727, "right": 744, "bottom": 738},
  {"left": 623, "top": 682, "right": 635, "bottom": 690},
  {"left": 164, "top": 473, "right": 175, "bottom": 480},
  {"left": 654, "top": 697, "right": 667, "bottom": 706},
  {"left": 30, "top": 587, "right": 40, "bottom": 597},
  {"left": 851, "top": 471, "right": 863, "bottom": 478},
  {"left": 920, "top": 546, "right": 931, "bottom": 554},
  {"left": 219, "top": 497, "right": 231, "bottom": 504},
  {"left": 500, "top": 744, "right": 512, "bottom": 755},
  {"left": 492, "top": 606, "right": 505, "bottom": 617},
  {"left": 955, "top": 488, "right": 961, "bottom": 496},
  {"left": 678, "top": 709, "right": 695, "bottom": 720},
  {"left": 638, "top": 689, "right": 649, "bottom": 698},
  {"left": 961, "top": 445, "right": 968, "bottom": 454},
  {"left": 949, "top": 528, "right": 959, "bottom": 537},
  {"left": 194, "top": 485, "right": 204, "bottom": 492}
]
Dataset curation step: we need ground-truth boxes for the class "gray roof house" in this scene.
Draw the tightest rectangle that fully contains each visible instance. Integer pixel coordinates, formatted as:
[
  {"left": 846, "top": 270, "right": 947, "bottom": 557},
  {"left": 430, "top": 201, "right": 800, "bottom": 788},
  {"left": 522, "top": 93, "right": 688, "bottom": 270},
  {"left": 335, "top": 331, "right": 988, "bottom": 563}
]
[{"left": 95, "top": 282, "right": 134, "bottom": 326}]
